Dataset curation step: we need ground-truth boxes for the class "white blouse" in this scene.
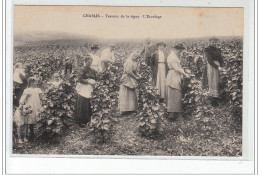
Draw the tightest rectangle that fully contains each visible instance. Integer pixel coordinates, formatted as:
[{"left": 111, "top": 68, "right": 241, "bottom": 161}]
[
  {"left": 158, "top": 50, "right": 165, "bottom": 63},
  {"left": 90, "top": 53, "right": 101, "bottom": 72},
  {"left": 100, "top": 48, "right": 115, "bottom": 62},
  {"left": 13, "top": 68, "right": 25, "bottom": 84},
  {"left": 166, "top": 51, "right": 185, "bottom": 90}
]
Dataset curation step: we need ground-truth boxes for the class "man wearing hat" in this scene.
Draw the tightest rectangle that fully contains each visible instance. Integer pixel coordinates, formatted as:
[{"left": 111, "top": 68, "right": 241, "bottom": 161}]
[
  {"left": 140, "top": 39, "right": 157, "bottom": 85},
  {"left": 100, "top": 45, "right": 116, "bottom": 72},
  {"left": 202, "top": 37, "right": 224, "bottom": 99},
  {"left": 64, "top": 56, "right": 73, "bottom": 77},
  {"left": 140, "top": 39, "right": 156, "bottom": 66},
  {"left": 89, "top": 45, "right": 101, "bottom": 72}
]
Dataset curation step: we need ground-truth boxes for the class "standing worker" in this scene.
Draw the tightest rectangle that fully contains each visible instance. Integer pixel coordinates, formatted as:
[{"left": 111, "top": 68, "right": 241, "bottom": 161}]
[
  {"left": 153, "top": 42, "right": 167, "bottom": 100},
  {"left": 140, "top": 39, "right": 156, "bottom": 85},
  {"left": 64, "top": 56, "right": 73, "bottom": 77},
  {"left": 202, "top": 38, "right": 224, "bottom": 99},
  {"left": 100, "top": 45, "right": 116, "bottom": 72},
  {"left": 89, "top": 45, "right": 101, "bottom": 72},
  {"left": 166, "top": 44, "right": 190, "bottom": 121}
]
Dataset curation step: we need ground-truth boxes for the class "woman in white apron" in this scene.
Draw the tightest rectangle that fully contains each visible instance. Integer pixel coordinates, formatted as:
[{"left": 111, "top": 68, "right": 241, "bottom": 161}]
[{"left": 75, "top": 55, "right": 97, "bottom": 127}]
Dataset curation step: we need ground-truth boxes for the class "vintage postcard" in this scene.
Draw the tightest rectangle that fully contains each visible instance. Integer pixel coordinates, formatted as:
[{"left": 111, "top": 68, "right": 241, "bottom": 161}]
[
  {"left": 4, "top": 0, "right": 256, "bottom": 173},
  {"left": 11, "top": 5, "right": 244, "bottom": 157}
]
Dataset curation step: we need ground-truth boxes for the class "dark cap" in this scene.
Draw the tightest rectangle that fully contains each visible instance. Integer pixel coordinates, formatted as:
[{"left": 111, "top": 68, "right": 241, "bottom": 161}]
[
  {"left": 156, "top": 42, "right": 166, "bottom": 47},
  {"left": 174, "top": 44, "right": 186, "bottom": 50},
  {"left": 91, "top": 45, "right": 99, "bottom": 50},
  {"left": 209, "top": 37, "right": 219, "bottom": 42}
]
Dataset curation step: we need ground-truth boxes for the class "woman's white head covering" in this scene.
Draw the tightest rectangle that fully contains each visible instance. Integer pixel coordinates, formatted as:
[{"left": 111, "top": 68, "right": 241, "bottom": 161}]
[
  {"left": 53, "top": 73, "right": 59, "bottom": 78},
  {"left": 14, "top": 63, "right": 22, "bottom": 69}
]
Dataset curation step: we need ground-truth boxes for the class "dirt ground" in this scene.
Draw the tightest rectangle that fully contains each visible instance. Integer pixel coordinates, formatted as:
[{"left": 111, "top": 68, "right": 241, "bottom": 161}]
[{"left": 13, "top": 103, "right": 242, "bottom": 157}]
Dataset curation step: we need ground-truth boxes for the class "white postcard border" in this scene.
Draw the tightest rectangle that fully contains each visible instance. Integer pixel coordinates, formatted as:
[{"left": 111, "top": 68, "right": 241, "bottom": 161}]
[{"left": 5, "top": 0, "right": 255, "bottom": 174}]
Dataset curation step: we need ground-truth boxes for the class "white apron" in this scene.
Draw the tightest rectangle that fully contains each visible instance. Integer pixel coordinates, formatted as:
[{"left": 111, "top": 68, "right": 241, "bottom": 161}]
[{"left": 75, "top": 79, "right": 96, "bottom": 98}]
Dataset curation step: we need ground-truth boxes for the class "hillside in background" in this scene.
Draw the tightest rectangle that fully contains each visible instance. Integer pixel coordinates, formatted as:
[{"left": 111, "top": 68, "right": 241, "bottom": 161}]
[
  {"left": 14, "top": 32, "right": 98, "bottom": 46},
  {"left": 14, "top": 32, "right": 242, "bottom": 47}
]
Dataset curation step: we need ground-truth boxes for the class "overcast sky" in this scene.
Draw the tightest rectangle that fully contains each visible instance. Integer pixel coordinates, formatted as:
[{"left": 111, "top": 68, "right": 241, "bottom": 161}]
[{"left": 14, "top": 6, "right": 243, "bottom": 39}]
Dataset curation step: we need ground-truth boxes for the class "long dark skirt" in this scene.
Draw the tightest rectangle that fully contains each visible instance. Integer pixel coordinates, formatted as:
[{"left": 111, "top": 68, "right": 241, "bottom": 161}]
[
  {"left": 19, "top": 81, "right": 27, "bottom": 99},
  {"left": 75, "top": 94, "right": 92, "bottom": 124},
  {"left": 151, "top": 64, "right": 158, "bottom": 86},
  {"left": 13, "top": 82, "right": 22, "bottom": 107},
  {"left": 14, "top": 81, "right": 28, "bottom": 107}
]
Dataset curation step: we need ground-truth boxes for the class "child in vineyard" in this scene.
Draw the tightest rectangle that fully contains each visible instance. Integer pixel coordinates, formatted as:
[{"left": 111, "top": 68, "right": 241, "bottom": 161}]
[
  {"left": 166, "top": 44, "right": 190, "bottom": 121},
  {"left": 19, "top": 77, "right": 44, "bottom": 141},
  {"left": 48, "top": 73, "right": 62, "bottom": 88}
]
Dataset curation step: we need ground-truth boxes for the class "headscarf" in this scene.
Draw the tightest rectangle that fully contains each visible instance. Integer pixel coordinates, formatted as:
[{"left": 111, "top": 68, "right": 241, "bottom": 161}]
[{"left": 128, "top": 50, "right": 139, "bottom": 61}]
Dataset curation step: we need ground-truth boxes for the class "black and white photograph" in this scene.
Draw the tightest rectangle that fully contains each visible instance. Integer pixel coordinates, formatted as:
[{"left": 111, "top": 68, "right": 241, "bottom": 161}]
[{"left": 12, "top": 6, "right": 244, "bottom": 157}]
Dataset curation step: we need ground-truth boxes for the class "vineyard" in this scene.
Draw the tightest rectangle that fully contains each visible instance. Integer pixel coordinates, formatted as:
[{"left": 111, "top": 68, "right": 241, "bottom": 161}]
[{"left": 13, "top": 37, "right": 242, "bottom": 156}]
